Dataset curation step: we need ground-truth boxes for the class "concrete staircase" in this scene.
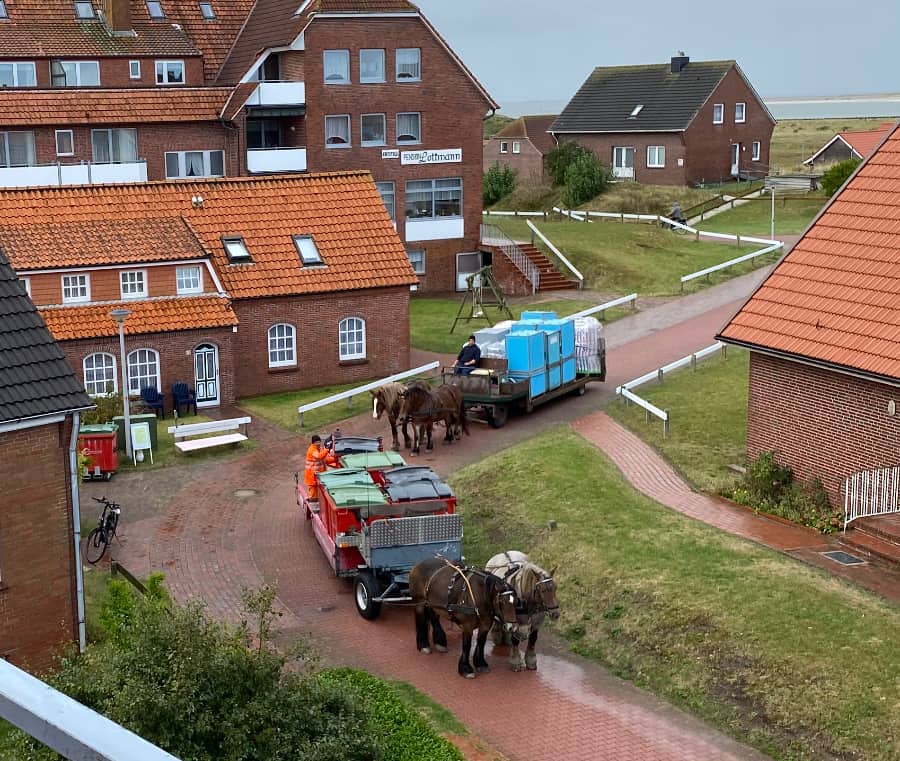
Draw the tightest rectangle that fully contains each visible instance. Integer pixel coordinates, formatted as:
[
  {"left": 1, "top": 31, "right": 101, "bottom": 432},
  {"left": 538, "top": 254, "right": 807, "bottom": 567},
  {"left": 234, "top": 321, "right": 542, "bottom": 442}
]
[
  {"left": 518, "top": 243, "right": 579, "bottom": 292},
  {"left": 840, "top": 513, "right": 900, "bottom": 566}
]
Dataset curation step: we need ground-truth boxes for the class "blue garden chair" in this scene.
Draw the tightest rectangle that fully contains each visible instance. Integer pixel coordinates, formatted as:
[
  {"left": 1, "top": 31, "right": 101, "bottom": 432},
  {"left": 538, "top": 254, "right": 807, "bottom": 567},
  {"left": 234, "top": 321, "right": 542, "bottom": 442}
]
[
  {"left": 171, "top": 382, "right": 197, "bottom": 417},
  {"left": 139, "top": 386, "right": 166, "bottom": 419}
]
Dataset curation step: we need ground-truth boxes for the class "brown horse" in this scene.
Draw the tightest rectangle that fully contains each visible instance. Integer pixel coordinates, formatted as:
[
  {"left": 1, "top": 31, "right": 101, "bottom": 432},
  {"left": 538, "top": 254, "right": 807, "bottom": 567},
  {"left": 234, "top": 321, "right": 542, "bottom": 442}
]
[
  {"left": 398, "top": 382, "right": 468, "bottom": 455},
  {"left": 486, "top": 551, "right": 559, "bottom": 672},
  {"left": 370, "top": 382, "right": 410, "bottom": 451},
  {"left": 409, "top": 557, "right": 519, "bottom": 679}
]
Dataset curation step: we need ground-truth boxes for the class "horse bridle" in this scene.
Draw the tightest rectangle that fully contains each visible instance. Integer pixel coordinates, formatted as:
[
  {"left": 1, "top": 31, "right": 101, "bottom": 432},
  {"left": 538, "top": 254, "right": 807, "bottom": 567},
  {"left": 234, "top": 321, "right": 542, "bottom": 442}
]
[{"left": 532, "top": 576, "right": 559, "bottom": 617}]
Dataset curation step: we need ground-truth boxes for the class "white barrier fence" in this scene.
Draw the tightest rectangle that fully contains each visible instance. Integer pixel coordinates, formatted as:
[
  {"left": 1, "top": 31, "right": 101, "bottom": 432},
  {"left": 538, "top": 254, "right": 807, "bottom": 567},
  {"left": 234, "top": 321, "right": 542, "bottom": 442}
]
[
  {"left": 297, "top": 362, "right": 440, "bottom": 428},
  {"left": 680, "top": 242, "right": 783, "bottom": 290},
  {"left": 526, "top": 220, "right": 585, "bottom": 287},
  {"left": 844, "top": 465, "right": 900, "bottom": 530},
  {"left": 569, "top": 293, "right": 638, "bottom": 319},
  {"left": 615, "top": 342, "right": 727, "bottom": 437}
]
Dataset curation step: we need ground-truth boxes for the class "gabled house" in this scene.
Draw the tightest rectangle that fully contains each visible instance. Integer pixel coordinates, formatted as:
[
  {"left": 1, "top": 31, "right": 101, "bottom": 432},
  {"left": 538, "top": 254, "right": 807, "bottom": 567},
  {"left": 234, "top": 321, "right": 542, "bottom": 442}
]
[
  {"left": 550, "top": 54, "right": 776, "bottom": 186},
  {"left": 0, "top": 172, "right": 418, "bottom": 404},
  {"left": 483, "top": 115, "right": 558, "bottom": 180},
  {"left": 717, "top": 123, "right": 900, "bottom": 509},
  {"left": 0, "top": 250, "right": 93, "bottom": 671},
  {"left": 802, "top": 123, "right": 893, "bottom": 167}
]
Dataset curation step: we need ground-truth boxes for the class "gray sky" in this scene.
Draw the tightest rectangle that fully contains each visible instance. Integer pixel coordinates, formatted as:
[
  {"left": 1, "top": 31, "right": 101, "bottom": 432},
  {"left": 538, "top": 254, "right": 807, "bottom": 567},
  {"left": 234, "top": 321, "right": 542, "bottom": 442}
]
[{"left": 416, "top": 0, "right": 900, "bottom": 111}]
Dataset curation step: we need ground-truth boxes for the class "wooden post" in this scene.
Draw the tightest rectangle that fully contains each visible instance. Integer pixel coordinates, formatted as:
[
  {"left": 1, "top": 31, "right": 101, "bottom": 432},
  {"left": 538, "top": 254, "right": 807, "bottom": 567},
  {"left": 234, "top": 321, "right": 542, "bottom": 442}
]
[
  {"left": 298, "top": 411, "right": 305, "bottom": 428},
  {"left": 736, "top": 233, "right": 741, "bottom": 248},
  {"left": 691, "top": 353, "right": 697, "bottom": 371},
  {"left": 346, "top": 395, "right": 353, "bottom": 411},
  {"left": 663, "top": 412, "right": 670, "bottom": 439},
  {"left": 657, "top": 368, "right": 664, "bottom": 383}
]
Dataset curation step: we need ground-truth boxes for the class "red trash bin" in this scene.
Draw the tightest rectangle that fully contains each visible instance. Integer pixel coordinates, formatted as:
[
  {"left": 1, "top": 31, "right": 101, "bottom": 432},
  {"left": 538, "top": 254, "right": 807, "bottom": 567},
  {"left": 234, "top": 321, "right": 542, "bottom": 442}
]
[{"left": 78, "top": 426, "right": 119, "bottom": 481}]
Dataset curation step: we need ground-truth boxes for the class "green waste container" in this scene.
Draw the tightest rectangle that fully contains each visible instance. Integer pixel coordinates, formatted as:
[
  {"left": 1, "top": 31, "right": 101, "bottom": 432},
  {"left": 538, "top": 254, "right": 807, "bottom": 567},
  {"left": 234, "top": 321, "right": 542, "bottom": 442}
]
[{"left": 111, "top": 413, "right": 159, "bottom": 452}]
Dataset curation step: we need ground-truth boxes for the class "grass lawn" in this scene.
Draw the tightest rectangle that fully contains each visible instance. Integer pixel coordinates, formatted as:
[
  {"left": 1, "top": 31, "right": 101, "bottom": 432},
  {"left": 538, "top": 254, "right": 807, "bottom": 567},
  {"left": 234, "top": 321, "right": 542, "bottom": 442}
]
[
  {"left": 606, "top": 349, "right": 748, "bottom": 492},
  {"left": 451, "top": 428, "right": 900, "bottom": 761},
  {"left": 697, "top": 196, "right": 827, "bottom": 237},
  {"left": 489, "top": 217, "right": 778, "bottom": 296},
  {"left": 410, "top": 297, "right": 620, "bottom": 355},
  {"left": 770, "top": 117, "right": 894, "bottom": 172}
]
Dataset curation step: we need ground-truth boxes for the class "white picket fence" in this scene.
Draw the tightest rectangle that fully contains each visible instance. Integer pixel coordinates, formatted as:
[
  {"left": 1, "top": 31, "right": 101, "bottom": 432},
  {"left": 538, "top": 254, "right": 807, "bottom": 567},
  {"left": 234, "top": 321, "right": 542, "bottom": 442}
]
[{"left": 844, "top": 466, "right": 900, "bottom": 530}]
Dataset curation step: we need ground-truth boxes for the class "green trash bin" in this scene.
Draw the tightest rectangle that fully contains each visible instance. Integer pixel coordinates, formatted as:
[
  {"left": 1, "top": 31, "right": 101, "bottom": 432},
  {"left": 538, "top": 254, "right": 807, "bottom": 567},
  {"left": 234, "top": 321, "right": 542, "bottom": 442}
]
[{"left": 111, "top": 414, "right": 159, "bottom": 452}]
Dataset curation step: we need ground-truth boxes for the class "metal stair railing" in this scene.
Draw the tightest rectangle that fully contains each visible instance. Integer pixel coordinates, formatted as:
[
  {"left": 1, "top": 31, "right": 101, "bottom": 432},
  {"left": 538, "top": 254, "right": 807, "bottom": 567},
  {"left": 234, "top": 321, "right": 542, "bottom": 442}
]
[
  {"left": 480, "top": 223, "right": 539, "bottom": 293},
  {"left": 844, "top": 465, "right": 900, "bottom": 530}
]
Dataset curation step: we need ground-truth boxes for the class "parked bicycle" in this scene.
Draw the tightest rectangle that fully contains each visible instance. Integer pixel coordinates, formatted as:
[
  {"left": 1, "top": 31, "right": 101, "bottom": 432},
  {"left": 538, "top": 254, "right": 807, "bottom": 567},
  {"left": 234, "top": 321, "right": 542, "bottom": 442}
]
[{"left": 85, "top": 496, "right": 121, "bottom": 565}]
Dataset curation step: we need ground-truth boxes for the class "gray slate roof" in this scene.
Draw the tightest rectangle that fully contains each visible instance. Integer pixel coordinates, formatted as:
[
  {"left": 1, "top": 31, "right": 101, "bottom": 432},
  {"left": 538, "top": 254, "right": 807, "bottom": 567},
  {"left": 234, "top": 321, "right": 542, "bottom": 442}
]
[
  {"left": 0, "top": 250, "right": 93, "bottom": 424},
  {"left": 551, "top": 60, "right": 734, "bottom": 133}
]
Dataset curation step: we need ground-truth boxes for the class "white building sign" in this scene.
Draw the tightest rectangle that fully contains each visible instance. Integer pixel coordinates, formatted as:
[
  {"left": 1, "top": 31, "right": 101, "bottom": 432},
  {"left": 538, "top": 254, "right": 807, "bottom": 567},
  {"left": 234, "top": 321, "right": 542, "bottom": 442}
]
[
  {"left": 401, "top": 148, "right": 462, "bottom": 166},
  {"left": 381, "top": 149, "right": 399, "bottom": 160}
]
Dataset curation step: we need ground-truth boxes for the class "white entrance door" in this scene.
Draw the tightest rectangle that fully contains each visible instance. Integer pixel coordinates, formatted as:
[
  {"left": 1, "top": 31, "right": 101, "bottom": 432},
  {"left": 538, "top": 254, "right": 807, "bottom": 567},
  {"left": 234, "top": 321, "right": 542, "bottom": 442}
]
[
  {"left": 194, "top": 344, "right": 219, "bottom": 407},
  {"left": 456, "top": 251, "right": 484, "bottom": 291},
  {"left": 731, "top": 143, "right": 740, "bottom": 176},
  {"left": 613, "top": 147, "right": 634, "bottom": 179}
]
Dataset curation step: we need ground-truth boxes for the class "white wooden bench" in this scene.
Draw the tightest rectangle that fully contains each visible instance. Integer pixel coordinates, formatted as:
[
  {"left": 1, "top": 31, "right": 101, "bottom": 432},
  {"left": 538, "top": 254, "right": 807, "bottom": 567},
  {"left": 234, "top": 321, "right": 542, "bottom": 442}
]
[{"left": 167, "top": 417, "right": 251, "bottom": 454}]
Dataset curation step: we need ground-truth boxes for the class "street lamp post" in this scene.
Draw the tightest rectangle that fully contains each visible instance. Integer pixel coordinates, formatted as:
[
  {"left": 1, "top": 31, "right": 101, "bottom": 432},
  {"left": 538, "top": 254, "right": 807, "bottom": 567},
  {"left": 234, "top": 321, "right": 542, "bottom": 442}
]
[{"left": 110, "top": 308, "right": 132, "bottom": 460}]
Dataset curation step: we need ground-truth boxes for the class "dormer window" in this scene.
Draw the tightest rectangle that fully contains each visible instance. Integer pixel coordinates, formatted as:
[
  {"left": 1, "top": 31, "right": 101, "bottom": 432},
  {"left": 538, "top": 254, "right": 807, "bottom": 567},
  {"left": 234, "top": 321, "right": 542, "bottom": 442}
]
[
  {"left": 223, "top": 236, "right": 251, "bottom": 263},
  {"left": 293, "top": 235, "right": 323, "bottom": 266},
  {"left": 147, "top": 0, "right": 164, "bottom": 18},
  {"left": 629, "top": 105, "right": 644, "bottom": 118},
  {"left": 0, "top": 1, "right": 9, "bottom": 20},
  {"left": 199, "top": 2, "right": 215, "bottom": 19},
  {"left": 74, "top": 1, "right": 95, "bottom": 19}
]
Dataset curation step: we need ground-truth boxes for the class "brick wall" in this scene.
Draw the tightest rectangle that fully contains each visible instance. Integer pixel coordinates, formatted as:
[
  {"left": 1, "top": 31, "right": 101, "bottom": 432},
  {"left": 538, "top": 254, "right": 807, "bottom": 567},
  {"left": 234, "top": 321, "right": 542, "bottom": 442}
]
[
  {"left": 280, "top": 51, "right": 305, "bottom": 81},
  {"left": 483, "top": 137, "right": 546, "bottom": 181},
  {"left": 232, "top": 286, "right": 410, "bottom": 398},
  {"left": 20, "top": 56, "right": 206, "bottom": 88},
  {"left": 569, "top": 133, "right": 687, "bottom": 185},
  {"left": 0, "top": 418, "right": 79, "bottom": 672},
  {"left": 747, "top": 352, "right": 900, "bottom": 505}
]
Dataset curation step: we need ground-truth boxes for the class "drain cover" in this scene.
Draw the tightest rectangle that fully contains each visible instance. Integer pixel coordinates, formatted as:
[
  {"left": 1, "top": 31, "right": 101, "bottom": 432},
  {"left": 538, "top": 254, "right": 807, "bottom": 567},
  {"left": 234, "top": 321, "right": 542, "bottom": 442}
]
[
  {"left": 233, "top": 489, "right": 259, "bottom": 499},
  {"left": 822, "top": 550, "right": 866, "bottom": 566}
]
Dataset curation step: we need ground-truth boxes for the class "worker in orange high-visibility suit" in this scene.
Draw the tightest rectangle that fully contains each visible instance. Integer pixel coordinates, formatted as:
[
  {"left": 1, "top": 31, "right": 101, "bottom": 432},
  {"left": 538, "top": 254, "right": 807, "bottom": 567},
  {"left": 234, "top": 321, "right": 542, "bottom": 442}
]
[{"left": 304, "top": 434, "right": 332, "bottom": 501}]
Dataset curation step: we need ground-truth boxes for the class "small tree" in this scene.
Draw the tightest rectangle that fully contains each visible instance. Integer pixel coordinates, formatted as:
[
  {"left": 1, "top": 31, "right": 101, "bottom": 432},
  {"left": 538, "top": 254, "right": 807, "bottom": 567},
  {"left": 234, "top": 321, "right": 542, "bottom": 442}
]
[
  {"left": 821, "top": 158, "right": 860, "bottom": 197},
  {"left": 482, "top": 162, "right": 517, "bottom": 205},
  {"left": 562, "top": 150, "right": 610, "bottom": 207},
  {"left": 545, "top": 141, "right": 584, "bottom": 186}
]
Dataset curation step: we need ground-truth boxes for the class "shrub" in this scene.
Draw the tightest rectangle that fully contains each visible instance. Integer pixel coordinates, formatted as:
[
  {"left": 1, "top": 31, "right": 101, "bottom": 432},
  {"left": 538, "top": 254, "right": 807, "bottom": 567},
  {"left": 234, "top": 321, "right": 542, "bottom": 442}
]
[
  {"left": 546, "top": 141, "right": 586, "bottom": 186},
  {"left": 81, "top": 391, "right": 123, "bottom": 424},
  {"left": 482, "top": 162, "right": 516, "bottom": 205},
  {"left": 562, "top": 150, "right": 610, "bottom": 207},
  {"left": 743, "top": 450, "right": 792, "bottom": 508},
  {"left": 821, "top": 158, "right": 860, "bottom": 197},
  {"left": 495, "top": 179, "right": 558, "bottom": 211}
]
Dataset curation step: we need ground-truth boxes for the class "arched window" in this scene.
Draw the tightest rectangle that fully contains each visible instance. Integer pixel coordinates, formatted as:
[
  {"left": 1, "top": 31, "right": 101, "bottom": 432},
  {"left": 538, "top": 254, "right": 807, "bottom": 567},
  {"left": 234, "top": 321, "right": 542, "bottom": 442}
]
[
  {"left": 268, "top": 323, "right": 296, "bottom": 367},
  {"left": 83, "top": 352, "right": 116, "bottom": 396},
  {"left": 339, "top": 317, "right": 366, "bottom": 360},
  {"left": 126, "top": 348, "right": 160, "bottom": 394}
]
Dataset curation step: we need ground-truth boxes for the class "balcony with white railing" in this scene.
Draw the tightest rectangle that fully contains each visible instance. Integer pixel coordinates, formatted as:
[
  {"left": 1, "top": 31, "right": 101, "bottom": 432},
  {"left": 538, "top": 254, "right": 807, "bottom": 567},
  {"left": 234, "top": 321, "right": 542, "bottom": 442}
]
[
  {"left": 0, "top": 160, "right": 148, "bottom": 188},
  {"left": 245, "top": 81, "right": 306, "bottom": 108},
  {"left": 246, "top": 147, "right": 307, "bottom": 174}
]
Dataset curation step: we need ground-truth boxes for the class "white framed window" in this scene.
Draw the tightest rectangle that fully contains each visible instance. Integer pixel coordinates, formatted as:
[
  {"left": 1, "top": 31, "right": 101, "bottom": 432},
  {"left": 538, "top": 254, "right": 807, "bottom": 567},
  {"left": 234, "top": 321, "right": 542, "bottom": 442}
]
[
  {"left": 647, "top": 145, "right": 665, "bottom": 168},
  {"left": 339, "top": 317, "right": 366, "bottom": 360},
  {"left": 165, "top": 150, "right": 224, "bottom": 178},
  {"left": 396, "top": 112, "right": 420, "bottom": 144},
  {"left": 396, "top": 48, "right": 420, "bottom": 81},
  {"left": 0, "top": 131, "right": 36, "bottom": 167},
  {"left": 293, "top": 235, "right": 323, "bottom": 265},
  {"left": 361, "top": 113, "right": 386, "bottom": 146},
  {"left": 323, "top": 49, "right": 349, "bottom": 83},
  {"left": 19, "top": 277, "right": 31, "bottom": 297},
  {"left": 752, "top": 141, "right": 761, "bottom": 161},
  {"left": 155, "top": 60, "right": 184, "bottom": 85},
  {"left": 268, "top": 323, "right": 296, "bottom": 367},
  {"left": 51, "top": 59, "right": 100, "bottom": 86},
  {"left": 74, "top": 1, "right": 94, "bottom": 18},
  {"left": 176, "top": 265, "right": 203, "bottom": 294},
  {"left": 55, "top": 129, "right": 74, "bottom": 156},
  {"left": 407, "top": 249, "right": 425, "bottom": 274},
  {"left": 325, "top": 114, "right": 350, "bottom": 147},
  {"left": 376, "top": 181, "right": 395, "bottom": 221},
  {"left": 62, "top": 273, "right": 90, "bottom": 303},
  {"left": 0, "top": 62, "right": 36, "bottom": 87},
  {"left": 129, "top": 60, "right": 141, "bottom": 79},
  {"left": 83, "top": 353, "right": 117, "bottom": 396},
  {"left": 127, "top": 348, "right": 160, "bottom": 394},
  {"left": 359, "top": 49, "right": 385, "bottom": 83},
  {"left": 406, "top": 178, "right": 462, "bottom": 220},
  {"left": 735, "top": 102, "right": 746, "bottom": 123},
  {"left": 223, "top": 236, "right": 251, "bottom": 263},
  {"left": 91, "top": 128, "right": 137, "bottom": 163},
  {"left": 712, "top": 103, "right": 724, "bottom": 124},
  {"left": 120, "top": 270, "right": 147, "bottom": 299},
  {"left": 146, "top": 0, "right": 164, "bottom": 18},
  {"left": 512, "top": 141, "right": 521, "bottom": 154},
  {"left": 499, "top": 141, "right": 508, "bottom": 154},
  {"left": 199, "top": 2, "right": 215, "bottom": 19}
]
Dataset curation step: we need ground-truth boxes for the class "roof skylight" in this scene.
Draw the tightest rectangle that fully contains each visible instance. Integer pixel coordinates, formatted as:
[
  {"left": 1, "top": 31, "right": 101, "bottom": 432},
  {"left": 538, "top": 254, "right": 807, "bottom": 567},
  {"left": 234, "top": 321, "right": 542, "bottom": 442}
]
[
  {"left": 74, "top": 1, "right": 95, "bottom": 19},
  {"left": 0, "top": 1, "right": 9, "bottom": 20},
  {"left": 223, "top": 236, "right": 251, "bottom": 263},
  {"left": 293, "top": 235, "right": 323, "bottom": 265},
  {"left": 629, "top": 105, "right": 644, "bottom": 117},
  {"left": 199, "top": 2, "right": 215, "bottom": 19},
  {"left": 147, "top": 0, "right": 165, "bottom": 18}
]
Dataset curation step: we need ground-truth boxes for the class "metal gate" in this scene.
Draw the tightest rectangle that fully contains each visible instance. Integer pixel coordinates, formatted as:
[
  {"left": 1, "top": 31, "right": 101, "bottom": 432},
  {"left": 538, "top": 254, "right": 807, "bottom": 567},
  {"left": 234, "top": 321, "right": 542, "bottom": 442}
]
[{"left": 844, "top": 466, "right": 900, "bottom": 530}]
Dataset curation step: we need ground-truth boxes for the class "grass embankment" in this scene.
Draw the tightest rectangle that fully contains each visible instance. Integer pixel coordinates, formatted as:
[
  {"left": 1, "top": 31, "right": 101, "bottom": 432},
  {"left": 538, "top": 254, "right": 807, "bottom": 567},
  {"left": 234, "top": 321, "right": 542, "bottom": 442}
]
[
  {"left": 697, "top": 196, "right": 826, "bottom": 237},
  {"left": 490, "top": 217, "right": 777, "bottom": 296},
  {"left": 239, "top": 382, "right": 377, "bottom": 433},
  {"left": 770, "top": 117, "right": 894, "bottom": 172},
  {"left": 452, "top": 428, "right": 900, "bottom": 761}
]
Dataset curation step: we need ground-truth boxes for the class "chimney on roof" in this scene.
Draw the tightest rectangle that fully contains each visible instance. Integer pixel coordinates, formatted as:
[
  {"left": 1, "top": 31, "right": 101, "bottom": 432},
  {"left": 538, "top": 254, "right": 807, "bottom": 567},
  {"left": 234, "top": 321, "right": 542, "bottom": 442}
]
[
  {"left": 670, "top": 52, "right": 689, "bottom": 74},
  {"left": 103, "top": 0, "right": 133, "bottom": 33}
]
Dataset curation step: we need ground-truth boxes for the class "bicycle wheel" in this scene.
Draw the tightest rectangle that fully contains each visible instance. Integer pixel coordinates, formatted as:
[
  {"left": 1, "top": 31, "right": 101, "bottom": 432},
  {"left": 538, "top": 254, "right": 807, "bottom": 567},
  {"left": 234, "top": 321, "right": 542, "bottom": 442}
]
[{"left": 85, "top": 527, "right": 108, "bottom": 565}]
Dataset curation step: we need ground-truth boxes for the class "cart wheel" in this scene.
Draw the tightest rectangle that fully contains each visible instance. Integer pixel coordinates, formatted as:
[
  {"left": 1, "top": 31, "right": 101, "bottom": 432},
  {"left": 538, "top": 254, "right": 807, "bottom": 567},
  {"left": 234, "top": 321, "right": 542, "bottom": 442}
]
[
  {"left": 488, "top": 404, "right": 509, "bottom": 429},
  {"left": 104, "top": 472, "right": 113, "bottom": 481},
  {"left": 353, "top": 571, "right": 382, "bottom": 620},
  {"left": 573, "top": 384, "right": 587, "bottom": 397}
]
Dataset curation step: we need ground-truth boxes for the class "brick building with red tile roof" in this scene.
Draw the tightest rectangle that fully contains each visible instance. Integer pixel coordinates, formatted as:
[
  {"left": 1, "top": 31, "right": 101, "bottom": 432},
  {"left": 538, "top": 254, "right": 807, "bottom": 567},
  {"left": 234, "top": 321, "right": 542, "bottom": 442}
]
[
  {"left": 718, "top": 123, "right": 900, "bottom": 508},
  {"left": 483, "top": 115, "right": 558, "bottom": 180},
  {"left": 0, "top": 172, "right": 417, "bottom": 405},
  {"left": 802, "top": 123, "right": 894, "bottom": 168}
]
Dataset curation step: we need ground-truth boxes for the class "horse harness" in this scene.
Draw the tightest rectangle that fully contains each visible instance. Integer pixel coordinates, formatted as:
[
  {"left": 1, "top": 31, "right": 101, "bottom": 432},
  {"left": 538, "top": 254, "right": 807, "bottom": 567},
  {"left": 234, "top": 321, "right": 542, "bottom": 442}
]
[
  {"left": 423, "top": 560, "right": 514, "bottom": 626},
  {"left": 500, "top": 552, "right": 558, "bottom": 618}
]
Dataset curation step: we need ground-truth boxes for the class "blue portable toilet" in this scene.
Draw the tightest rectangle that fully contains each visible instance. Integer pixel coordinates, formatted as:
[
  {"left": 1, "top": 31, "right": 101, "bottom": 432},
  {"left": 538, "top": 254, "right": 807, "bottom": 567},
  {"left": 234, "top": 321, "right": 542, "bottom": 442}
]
[
  {"left": 562, "top": 357, "right": 577, "bottom": 383},
  {"left": 506, "top": 330, "right": 545, "bottom": 372},
  {"left": 520, "top": 310, "right": 558, "bottom": 322},
  {"left": 545, "top": 318, "right": 576, "bottom": 358}
]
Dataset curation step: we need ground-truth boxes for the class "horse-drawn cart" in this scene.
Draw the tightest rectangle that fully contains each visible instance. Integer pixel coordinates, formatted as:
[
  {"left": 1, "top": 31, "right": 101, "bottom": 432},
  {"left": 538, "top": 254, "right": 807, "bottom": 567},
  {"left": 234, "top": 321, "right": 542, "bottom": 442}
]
[{"left": 296, "top": 439, "right": 462, "bottom": 619}]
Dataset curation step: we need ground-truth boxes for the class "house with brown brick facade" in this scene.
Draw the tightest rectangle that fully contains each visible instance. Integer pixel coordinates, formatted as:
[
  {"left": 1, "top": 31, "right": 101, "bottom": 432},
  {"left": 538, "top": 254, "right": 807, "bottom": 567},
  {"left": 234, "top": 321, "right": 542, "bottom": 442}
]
[
  {"left": 717, "top": 123, "right": 900, "bottom": 520},
  {"left": 0, "top": 250, "right": 93, "bottom": 671},
  {"left": 802, "top": 123, "right": 893, "bottom": 168},
  {"left": 483, "top": 115, "right": 558, "bottom": 180},
  {"left": 0, "top": 172, "right": 417, "bottom": 404},
  {"left": 550, "top": 55, "right": 775, "bottom": 186},
  {"left": 0, "top": 0, "right": 497, "bottom": 292}
]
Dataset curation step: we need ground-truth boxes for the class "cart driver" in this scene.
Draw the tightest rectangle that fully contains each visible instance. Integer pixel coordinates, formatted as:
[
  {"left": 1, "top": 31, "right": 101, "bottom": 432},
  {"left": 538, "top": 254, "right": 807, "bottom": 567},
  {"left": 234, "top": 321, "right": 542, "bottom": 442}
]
[
  {"left": 453, "top": 335, "right": 481, "bottom": 376},
  {"left": 304, "top": 434, "right": 334, "bottom": 501}
]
